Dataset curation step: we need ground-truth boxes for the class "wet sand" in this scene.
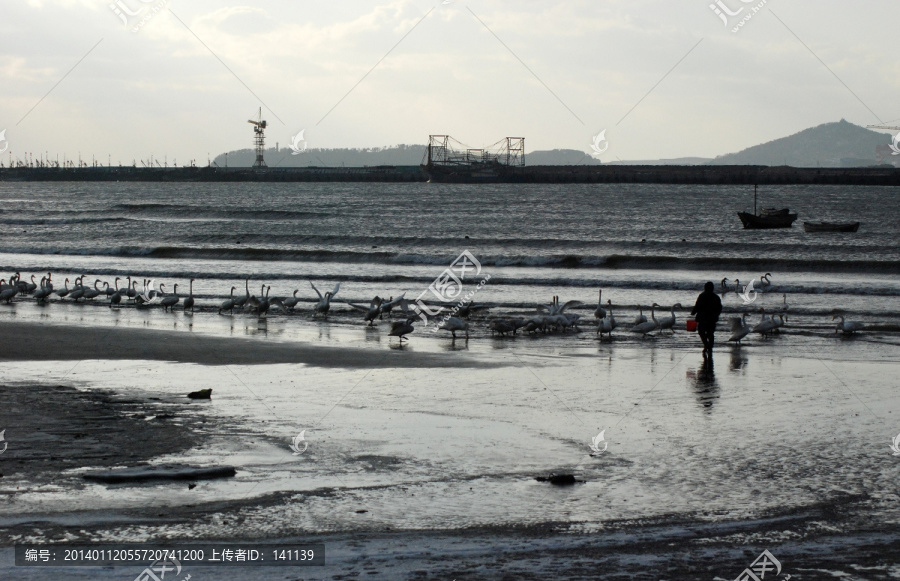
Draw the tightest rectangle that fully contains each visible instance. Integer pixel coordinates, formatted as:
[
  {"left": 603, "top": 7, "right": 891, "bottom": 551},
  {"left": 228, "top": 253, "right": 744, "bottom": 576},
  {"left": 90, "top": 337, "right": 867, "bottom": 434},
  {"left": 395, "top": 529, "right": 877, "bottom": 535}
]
[{"left": 1, "top": 314, "right": 899, "bottom": 579}]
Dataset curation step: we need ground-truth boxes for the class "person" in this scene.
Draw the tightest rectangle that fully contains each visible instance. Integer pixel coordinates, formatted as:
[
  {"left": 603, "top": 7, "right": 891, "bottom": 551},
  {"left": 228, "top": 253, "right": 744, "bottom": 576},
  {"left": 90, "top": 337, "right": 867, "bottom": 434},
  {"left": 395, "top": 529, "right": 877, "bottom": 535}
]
[{"left": 691, "top": 281, "right": 723, "bottom": 356}]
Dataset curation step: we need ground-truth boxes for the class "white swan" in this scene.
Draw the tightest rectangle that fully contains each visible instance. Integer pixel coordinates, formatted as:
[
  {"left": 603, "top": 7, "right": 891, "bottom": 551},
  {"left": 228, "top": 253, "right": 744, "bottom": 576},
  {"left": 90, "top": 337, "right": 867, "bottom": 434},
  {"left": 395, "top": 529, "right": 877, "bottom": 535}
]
[
  {"left": 33, "top": 277, "right": 53, "bottom": 302},
  {"left": 833, "top": 315, "right": 864, "bottom": 335},
  {"left": 752, "top": 310, "right": 777, "bottom": 337},
  {"left": 233, "top": 278, "right": 250, "bottom": 310},
  {"left": 348, "top": 296, "right": 384, "bottom": 326},
  {"left": 159, "top": 283, "right": 180, "bottom": 312},
  {"left": 632, "top": 306, "right": 647, "bottom": 326},
  {"left": 311, "top": 281, "right": 340, "bottom": 317},
  {"left": 594, "top": 289, "right": 606, "bottom": 320},
  {"left": 280, "top": 289, "right": 299, "bottom": 311},
  {"left": 56, "top": 278, "right": 71, "bottom": 298},
  {"left": 727, "top": 314, "right": 753, "bottom": 343},
  {"left": 656, "top": 303, "right": 682, "bottom": 334},
  {"left": 256, "top": 285, "right": 271, "bottom": 318},
  {"left": 219, "top": 286, "right": 237, "bottom": 315},
  {"left": 82, "top": 280, "right": 103, "bottom": 301},
  {"left": 0, "top": 277, "right": 17, "bottom": 303},
  {"left": 183, "top": 279, "right": 195, "bottom": 313},
  {"left": 597, "top": 300, "right": 617, "bottom": 339},
  {"left": 630, "top": 303, "right": 659, "bottom": 336},
  {"left": 438, "top": 316, "right": 469, "bottom": 339},
  {"left": 389, "top": 317, "right": 416, "bottom": 341}
]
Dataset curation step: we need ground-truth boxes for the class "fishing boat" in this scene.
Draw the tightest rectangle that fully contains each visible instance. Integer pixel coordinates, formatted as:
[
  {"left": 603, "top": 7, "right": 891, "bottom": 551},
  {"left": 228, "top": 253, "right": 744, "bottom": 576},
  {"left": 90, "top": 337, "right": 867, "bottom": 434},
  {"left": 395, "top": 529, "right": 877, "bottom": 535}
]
[
  {"left": 737, "top": 185, "right": 798, "bottom": 229},
  {"left": 803, "top": 221, "right": 860, "bottom": 233}
]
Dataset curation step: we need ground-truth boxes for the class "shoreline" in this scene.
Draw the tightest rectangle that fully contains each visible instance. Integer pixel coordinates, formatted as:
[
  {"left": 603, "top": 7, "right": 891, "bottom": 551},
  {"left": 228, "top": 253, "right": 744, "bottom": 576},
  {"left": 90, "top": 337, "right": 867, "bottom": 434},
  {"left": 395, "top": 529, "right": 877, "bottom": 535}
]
[{"left": 3, "top": 164, "right": 900, "bottom": 185}]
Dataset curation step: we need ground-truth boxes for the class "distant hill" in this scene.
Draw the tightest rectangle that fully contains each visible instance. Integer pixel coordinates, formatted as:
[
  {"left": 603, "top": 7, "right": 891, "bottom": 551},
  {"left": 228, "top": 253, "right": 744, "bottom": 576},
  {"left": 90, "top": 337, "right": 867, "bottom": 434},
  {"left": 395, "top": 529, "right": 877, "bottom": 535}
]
[
  {"left": 608, "top": 157, "right": 711, "bottom": 166},
  {"left": 706, "top": 119, "right": 893, "bottom": 167},
  {"left": 212, "top": 145, "right": 604, "bottom": 168},
  {"left": 212, "top": 120, "right": 898, "bottom": 168},
  {"left": 213, "top": 145, "right": 426, "bottom": 168},
  {"left": 525, "top": 149, "right": 601, "bottom": 165}
]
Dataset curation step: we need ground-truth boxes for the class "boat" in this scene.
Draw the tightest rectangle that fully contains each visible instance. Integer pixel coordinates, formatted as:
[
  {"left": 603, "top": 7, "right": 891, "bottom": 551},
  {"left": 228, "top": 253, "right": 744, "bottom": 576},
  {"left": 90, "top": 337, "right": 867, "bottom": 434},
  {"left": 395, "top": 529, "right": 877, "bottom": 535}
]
[
  {"left": 737, "top": 185, "right": 797, "bottom": 229},
  {"left": 803, "top": 221, "right": 860, "bottom": 233}
]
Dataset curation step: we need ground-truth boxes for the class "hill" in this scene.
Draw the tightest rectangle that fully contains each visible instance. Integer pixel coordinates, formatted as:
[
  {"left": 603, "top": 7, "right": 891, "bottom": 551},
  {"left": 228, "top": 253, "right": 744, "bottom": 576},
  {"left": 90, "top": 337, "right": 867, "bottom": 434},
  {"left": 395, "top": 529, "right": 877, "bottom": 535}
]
[{"left": 706, "top": 119, "right": 893, "bottom": 167}]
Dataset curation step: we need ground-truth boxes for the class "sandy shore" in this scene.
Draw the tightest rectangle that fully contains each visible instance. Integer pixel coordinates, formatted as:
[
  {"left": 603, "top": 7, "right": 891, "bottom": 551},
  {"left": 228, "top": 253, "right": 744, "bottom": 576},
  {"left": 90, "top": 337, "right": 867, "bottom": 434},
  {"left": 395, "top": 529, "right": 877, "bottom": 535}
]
[{"left": 1, "top": 315, "right": 899, "bottom": 579}]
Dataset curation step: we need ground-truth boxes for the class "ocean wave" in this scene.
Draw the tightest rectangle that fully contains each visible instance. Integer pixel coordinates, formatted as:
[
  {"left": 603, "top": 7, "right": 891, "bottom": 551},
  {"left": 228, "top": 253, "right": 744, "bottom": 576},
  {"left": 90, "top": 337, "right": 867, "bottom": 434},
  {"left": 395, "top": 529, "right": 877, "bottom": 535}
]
[
  {"left": 1, "top": 245, "right": 898, "bottom": 276},
  {"left": 0, "top": 217, "right": 128, "bottom": 226},
  {"left": 110, "top": 203, "right": 329, "bottom": 221}
]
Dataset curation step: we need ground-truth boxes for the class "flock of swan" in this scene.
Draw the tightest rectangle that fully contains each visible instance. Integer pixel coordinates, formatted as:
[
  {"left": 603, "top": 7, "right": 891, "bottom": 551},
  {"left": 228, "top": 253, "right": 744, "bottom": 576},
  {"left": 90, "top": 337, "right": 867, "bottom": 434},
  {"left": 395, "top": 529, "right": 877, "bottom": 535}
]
[{"left": 0, "top": 271, "right": 868, "bottom": 342}]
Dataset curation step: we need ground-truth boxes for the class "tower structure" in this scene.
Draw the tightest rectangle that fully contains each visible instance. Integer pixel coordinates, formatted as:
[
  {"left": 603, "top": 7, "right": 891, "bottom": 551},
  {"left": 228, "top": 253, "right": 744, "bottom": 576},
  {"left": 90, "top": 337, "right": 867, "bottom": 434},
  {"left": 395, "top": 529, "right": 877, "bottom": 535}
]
[{"left": 247, "top": 108, "right": 267, "bottom": 168}]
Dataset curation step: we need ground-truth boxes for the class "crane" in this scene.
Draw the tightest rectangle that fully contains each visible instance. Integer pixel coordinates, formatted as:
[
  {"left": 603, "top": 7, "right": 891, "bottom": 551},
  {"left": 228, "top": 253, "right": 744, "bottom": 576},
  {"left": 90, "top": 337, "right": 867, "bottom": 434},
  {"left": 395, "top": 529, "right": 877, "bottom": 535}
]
[{"left": 248, "top": 107, "right": 267, "bottom": 168}]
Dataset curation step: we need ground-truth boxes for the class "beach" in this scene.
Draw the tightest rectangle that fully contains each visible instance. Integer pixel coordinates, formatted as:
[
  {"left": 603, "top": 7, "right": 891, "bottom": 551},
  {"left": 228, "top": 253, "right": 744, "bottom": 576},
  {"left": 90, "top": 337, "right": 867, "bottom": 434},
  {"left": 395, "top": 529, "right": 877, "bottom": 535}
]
[{"left": 1, "top": 299, "right": 899, "bottom": 579}]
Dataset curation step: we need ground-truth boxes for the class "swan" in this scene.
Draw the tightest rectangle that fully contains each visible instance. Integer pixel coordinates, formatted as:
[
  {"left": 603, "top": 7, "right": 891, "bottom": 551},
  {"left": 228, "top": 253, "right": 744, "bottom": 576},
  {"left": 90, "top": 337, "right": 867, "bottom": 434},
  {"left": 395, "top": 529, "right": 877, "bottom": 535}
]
[
  {"left": 727, "top": 314, "right": 753, "bottom": 343},
  {"left": 109, "top": 287, "right": 122, "bottom": 308},
  {"left": 833, "top": 315, "right": 864, "bottom": 335},
  {"left": 538, "top": 296, "right": 583, "bottom": 318},
  {"left": 759, "top": 272, "right": 772, "bottom": 290},
  {"left": 773, "top": 313, "right": 785, "bottom": 333},
  {"left": 23, "top": 274, "right": 37, "bottom": 294},
  {"left": 56, "top": 278, "right": 71, "bottom": 298},
  {"left": 136, "top": 279, "right": 159, "bottom": 305},
  {"left": 256, "top": 285, "right": 271, "bottom": 318},
  {"left": 311, "top": 281, "right": 340, "bottom": 317},
  {"left": 233, "top": 278, "right": 251, "bottom": 310},
  {"left": 489, "top": 319, "right": 517, "bottom": 336},
  {"left": 105, "top": 277, "right": 120, "bottom": 297},
  {"left": 69, "top": 277, "right": 86, "bottom": 301},
  {"left": 780, "top": 293, "right": 788, "bottom": 313},
  {"left": 123, "top": 276, "right": 137, "bottom": 300},
  {"left": 630, "top": 303, "right": 659, "bottom": 335},
  {"left": 656, "top": 303, "right": 682, "bottom": 334},
  {"left": 438, "top": 316, "right": 469, "bottom": 339},
  {"left": 380, "top": 294, "right": 407, "bottom": 317},
  {"left": 379, "top": 294, "right": 409, "bottom": 318},
  {"left": 455, "top": 300, "right": 488, "bottom": 319},
  {"left": 389, "top": 317, "right": 416, "bottom": 341},
  {"left": 159, "top": 283, "right": 180, "bottom": 312},
  {"left": 219, "top": 286, "right": 237, "bottom": 315},
  {"left": 0, "top": 277, "right": 17, "bottom": 303},
  {"left": 632, "top": 306, "right": 647, "bottom": 326},
  {"left": 280, "top": 289, "right": 299, "bottom": 311},
  {"left": 597, "top": 299, "right": 617, "bottom": 338},
  {"left": 593, "top": 289, "right": 607, "bottom": 320},
  {"left": 349, "top": 296, "right": 384, "bottom": 326},
  {"left": 751, "top": 310, "right": 777, "bottom": 337},
  {"left": 183, "top": 279, "right": 195, "bottom": 313},
  {"left": 82, "top": 280, "right": 103, "bottom": 301},
  {"left": 34, "top": 277, "right": 53, "bottom": 302}
]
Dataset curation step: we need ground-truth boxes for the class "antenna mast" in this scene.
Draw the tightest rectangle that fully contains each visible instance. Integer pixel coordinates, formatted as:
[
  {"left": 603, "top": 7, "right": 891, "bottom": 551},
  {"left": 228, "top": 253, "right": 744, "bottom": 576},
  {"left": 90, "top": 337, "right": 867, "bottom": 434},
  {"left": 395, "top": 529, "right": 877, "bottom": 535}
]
[{"left": 247, "top": 107, "right": 268, "bottom": 168}]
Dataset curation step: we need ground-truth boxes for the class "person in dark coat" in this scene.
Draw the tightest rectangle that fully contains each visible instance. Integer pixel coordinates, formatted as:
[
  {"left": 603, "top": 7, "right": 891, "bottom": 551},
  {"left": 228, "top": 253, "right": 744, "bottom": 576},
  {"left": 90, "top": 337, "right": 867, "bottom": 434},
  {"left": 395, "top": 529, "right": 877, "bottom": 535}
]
[{"left": 691, "top": 281, "right": 723, "bottom": 356}]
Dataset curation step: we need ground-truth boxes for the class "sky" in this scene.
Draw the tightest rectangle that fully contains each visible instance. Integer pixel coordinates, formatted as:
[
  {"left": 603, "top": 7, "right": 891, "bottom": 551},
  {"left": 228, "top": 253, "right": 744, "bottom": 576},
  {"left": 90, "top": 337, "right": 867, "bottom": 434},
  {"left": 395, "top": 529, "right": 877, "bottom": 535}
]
[{"left": 1, "top": 0, "right": 899, "bottom": 166}]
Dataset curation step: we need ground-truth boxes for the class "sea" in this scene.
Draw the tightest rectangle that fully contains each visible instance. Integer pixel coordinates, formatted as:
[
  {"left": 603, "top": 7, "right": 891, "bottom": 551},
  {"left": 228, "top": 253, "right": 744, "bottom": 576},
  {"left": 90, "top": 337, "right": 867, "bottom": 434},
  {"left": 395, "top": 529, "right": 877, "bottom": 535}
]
[{"left": 0, "top": 181, "right": 898, "bottom": 337}]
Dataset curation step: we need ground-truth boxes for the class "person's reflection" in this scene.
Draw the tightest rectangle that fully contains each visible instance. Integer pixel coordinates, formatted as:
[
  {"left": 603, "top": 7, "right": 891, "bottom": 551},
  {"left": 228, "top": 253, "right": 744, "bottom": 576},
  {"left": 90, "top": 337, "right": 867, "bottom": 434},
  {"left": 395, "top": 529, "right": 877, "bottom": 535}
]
[{"left": 686, "top": 354, "right": 720, "bottom": 411}]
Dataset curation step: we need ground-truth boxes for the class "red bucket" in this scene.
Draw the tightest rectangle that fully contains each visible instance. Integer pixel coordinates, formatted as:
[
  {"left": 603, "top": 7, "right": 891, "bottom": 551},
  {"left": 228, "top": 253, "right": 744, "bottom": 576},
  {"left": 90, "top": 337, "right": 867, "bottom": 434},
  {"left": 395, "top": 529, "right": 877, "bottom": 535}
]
[{"left": 686, "top": 319, "right": 698, "bottom": 332}]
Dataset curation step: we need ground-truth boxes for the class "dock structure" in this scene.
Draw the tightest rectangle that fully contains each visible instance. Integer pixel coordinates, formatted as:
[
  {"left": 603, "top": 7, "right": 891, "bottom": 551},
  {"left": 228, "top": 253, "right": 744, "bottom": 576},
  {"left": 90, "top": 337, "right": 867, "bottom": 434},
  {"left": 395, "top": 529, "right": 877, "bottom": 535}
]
[{"left": 422, "top": 135, "right": 525, "bottom": 182}]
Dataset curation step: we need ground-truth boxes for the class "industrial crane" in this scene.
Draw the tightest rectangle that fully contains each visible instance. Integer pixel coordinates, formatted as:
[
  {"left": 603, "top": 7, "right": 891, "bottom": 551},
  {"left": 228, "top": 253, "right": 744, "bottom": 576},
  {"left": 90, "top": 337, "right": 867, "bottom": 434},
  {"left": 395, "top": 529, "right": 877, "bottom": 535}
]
[{"left": 248, "top": 107, "right": 267, "bottom": 168}]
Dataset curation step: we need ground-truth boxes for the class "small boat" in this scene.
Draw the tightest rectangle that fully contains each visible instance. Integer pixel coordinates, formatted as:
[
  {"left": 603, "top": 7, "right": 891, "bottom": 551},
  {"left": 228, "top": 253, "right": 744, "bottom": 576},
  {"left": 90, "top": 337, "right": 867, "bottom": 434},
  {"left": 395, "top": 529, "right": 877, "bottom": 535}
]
[
  {"left": 737, "top": 186, "right": 798, "bottom": 229},
  {"left": 803, "top": 221, "right": 860, "bottom": 233}
]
